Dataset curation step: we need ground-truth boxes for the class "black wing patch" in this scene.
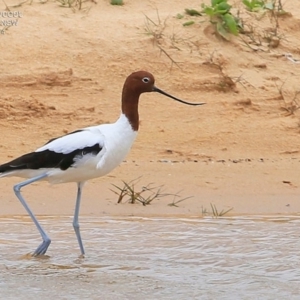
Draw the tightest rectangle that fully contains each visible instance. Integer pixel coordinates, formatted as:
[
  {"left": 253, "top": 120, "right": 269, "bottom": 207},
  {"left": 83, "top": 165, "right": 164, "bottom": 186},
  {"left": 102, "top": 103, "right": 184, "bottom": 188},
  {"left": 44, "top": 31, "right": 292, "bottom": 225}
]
[{"left": 0, "top": 144, "right": 102, "bottom": 173}]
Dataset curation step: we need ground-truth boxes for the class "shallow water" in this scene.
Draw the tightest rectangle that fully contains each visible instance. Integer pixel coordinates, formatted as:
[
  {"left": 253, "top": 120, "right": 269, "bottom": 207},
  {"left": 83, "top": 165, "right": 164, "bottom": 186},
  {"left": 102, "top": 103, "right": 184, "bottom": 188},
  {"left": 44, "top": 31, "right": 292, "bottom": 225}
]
[{"left": 0, "top": 216, "right": 300, "bottom": 299}]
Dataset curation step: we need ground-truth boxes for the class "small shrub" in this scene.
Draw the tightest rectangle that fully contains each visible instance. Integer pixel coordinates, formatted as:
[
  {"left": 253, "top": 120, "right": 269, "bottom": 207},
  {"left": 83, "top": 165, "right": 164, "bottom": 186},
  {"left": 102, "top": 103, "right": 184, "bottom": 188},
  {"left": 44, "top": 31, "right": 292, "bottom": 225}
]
[{"left": 201, "top": 0, "right": 240, "bottom": 40}]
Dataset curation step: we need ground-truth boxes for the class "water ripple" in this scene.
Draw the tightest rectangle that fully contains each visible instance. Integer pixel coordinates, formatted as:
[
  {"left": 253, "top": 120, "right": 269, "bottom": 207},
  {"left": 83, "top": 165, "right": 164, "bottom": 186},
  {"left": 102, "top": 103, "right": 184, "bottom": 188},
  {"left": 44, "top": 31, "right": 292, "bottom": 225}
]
[{"left": 0, "top": 216, "right": 300, "bottom": 299}]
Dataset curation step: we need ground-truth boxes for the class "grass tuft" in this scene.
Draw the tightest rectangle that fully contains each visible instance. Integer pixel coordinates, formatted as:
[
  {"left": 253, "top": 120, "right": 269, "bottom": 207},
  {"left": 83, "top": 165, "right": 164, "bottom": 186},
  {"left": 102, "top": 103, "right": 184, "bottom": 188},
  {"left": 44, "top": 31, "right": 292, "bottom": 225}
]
[
  {"left": 111, "top": 177, "right": 191, "bottom": 207},
  {"left": 202, "top": 203, "right": 233, "bottom": 218}
]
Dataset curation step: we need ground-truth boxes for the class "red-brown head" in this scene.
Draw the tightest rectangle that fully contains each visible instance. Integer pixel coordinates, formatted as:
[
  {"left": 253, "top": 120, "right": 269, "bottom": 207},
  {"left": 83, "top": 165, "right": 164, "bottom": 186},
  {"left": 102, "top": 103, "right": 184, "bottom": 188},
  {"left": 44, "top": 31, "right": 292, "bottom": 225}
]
[
  {"left": 122, "top": 71, "right": 155, "bottom": 95},
  {"left": 121, "top": 71, "right": 205, "bottom": 131}
]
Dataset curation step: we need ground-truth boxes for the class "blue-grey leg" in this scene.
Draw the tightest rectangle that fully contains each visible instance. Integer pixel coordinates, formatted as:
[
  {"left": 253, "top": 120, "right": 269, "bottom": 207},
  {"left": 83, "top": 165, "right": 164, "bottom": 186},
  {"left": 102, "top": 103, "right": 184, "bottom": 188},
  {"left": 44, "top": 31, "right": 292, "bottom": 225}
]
[
  {"left": 13, "top": 174, "right": 51, "bottom": 256},
  {"left": 73, "top": 182, "right": 85, "bottom": 256}
]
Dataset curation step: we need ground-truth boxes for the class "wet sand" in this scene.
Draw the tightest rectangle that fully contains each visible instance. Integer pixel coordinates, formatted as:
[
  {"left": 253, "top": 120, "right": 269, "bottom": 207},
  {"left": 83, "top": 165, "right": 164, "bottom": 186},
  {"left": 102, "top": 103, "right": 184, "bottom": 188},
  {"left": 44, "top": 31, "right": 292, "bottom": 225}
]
[{"left": 1, "top": 158, "right": 300, "bottom": 217}]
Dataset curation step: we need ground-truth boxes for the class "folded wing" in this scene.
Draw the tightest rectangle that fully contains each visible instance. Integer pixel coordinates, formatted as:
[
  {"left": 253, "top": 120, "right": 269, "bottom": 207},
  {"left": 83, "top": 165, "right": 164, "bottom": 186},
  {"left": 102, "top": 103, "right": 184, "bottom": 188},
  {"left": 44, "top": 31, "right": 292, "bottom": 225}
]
[{"left": 0, "top": 128, "right": 105, "bottom": 173}]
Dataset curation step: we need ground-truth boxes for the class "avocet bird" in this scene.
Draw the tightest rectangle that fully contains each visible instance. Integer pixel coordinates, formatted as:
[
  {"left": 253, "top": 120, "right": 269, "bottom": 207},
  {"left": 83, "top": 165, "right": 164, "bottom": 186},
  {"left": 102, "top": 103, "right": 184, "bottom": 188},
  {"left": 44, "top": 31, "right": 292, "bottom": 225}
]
[{"left": 0, "top": 71, "right": 205, "bottom": 256}]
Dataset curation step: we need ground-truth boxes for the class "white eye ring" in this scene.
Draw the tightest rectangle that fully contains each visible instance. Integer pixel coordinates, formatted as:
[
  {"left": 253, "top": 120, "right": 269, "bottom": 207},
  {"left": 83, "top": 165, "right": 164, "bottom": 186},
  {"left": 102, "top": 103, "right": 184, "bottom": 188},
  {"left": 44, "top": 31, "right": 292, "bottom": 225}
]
[{"left": 142, "top": 77, "right": 150, "bottom": 83}]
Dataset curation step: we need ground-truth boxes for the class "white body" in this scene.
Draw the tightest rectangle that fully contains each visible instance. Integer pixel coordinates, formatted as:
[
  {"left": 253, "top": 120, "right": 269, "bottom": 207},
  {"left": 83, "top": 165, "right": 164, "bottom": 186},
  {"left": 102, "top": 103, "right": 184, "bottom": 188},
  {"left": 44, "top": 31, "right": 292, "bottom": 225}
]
[{"left": 2, "top": 114, "right": 137, "bottom": 184}]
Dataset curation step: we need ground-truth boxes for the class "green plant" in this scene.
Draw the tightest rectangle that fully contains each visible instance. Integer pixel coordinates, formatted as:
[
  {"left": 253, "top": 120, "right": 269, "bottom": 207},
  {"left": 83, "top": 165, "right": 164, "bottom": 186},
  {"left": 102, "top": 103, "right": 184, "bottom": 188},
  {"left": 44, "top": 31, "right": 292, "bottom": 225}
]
[
  {"left": 185, "top": 8, "right": 202, "bottom": 16},
  {"left": 201, "top": 0, "right": 239, "bottom": 40},
  {"left": 242, "top": 0, "right": 287, "bottom": 13},
  {"left": 110, "top": 0, "right": 123, "bottom": 5},
  {"left": 183, "top": 21, "right": 195, "bottom": 27},
  {"left": 242, "top": 0, "right": 265, "bottom": 12},
  {"left": 239, "top": 0, "right": 287, "bottom": 51}
]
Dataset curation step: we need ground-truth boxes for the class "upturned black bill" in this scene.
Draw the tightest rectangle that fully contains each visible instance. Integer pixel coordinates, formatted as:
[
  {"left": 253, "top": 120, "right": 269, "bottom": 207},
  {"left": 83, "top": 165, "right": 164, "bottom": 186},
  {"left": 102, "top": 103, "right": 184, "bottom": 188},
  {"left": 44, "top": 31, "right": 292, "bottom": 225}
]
[{"left": 153, "top": 86, "right": 205, "bottom": 106}]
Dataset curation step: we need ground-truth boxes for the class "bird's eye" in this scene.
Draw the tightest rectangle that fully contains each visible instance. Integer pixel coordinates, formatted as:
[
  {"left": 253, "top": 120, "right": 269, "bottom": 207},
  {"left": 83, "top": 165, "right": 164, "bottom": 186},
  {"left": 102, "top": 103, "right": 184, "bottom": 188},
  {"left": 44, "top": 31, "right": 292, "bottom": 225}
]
[{"left": 142, "top": 77, "right": 150, "bottom": 83}]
